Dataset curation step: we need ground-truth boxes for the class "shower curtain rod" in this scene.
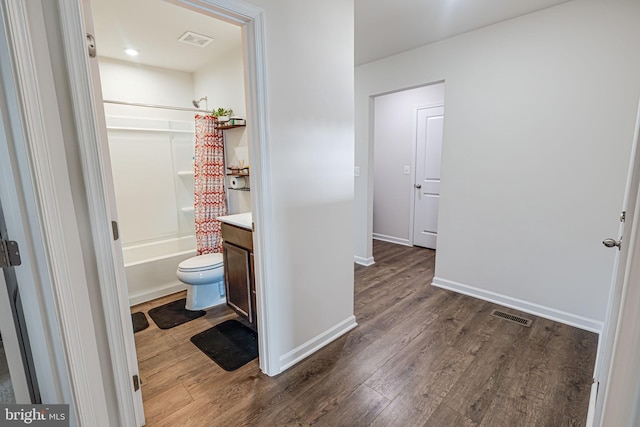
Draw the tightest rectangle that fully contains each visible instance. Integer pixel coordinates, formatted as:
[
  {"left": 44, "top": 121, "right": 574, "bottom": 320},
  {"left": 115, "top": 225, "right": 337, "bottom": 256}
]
[{"left": 103, "top": 99, "right": 209, "bottom": 113}]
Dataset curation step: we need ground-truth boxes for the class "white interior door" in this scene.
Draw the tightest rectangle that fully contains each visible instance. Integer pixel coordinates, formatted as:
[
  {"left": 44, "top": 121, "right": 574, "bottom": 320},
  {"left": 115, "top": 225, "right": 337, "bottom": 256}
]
[
  {"left": 592, "top": 100, "right": 640, "bottom": 425},
  {"left": 81, "top": 0, "right": 145, "bottom": 424},
  {"left": 413, "top": 106, "right": 444, "bottom": 249}
]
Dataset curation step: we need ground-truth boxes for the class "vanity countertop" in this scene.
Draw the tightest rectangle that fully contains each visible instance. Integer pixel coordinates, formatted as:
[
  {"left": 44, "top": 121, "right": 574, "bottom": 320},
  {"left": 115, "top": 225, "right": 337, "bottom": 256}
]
[{"left": 217, "top": 212, "right": 252, "bottom": 230}]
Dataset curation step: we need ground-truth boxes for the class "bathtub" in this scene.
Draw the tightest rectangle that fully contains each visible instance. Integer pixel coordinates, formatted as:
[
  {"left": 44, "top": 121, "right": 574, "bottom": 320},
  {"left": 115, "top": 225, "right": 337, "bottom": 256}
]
[{"left": 123, "top": 236, "right": 196, "bottom": 306}]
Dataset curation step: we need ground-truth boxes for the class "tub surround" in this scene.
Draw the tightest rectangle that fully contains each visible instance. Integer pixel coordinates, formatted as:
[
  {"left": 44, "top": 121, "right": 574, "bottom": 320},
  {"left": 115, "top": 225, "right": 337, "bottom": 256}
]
[{"left": 125, "top": 236, "right": 196, "bottom": 306}]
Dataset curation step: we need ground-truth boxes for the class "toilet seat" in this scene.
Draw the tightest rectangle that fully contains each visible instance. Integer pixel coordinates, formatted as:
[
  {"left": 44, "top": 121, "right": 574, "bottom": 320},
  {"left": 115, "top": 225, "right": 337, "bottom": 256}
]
[{"left": 178, "top": 253, "right": 224, "bottom": 272}]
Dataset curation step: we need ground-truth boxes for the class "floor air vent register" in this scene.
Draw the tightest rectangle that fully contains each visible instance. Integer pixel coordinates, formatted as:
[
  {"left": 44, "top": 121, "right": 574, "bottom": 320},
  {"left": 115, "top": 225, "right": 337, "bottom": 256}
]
[{"left": 490, "top": 309, "right": 533, "bottom": 327}]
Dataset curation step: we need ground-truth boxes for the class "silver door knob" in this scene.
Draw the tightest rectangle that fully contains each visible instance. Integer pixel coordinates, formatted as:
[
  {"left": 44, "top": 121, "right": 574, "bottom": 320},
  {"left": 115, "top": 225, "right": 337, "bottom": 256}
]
[
  {"left": 415, "top": 184, "right": 422, "bottom": 189},
  {"left": 603, "top": 238, "right": 622, "bottom": 250}
]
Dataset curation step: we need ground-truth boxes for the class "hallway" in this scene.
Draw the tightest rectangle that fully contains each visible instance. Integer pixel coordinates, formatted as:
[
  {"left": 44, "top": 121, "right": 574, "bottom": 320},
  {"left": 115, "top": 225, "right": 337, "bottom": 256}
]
[{"left": 133, "top": 240, "right": 596, "bottom": 426}]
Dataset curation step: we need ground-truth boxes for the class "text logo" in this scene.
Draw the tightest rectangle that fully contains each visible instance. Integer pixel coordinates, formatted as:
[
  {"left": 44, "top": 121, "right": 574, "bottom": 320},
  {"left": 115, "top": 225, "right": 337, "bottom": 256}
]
[{"left": 1, "top": 405, "right": 69, "bottom": 426}]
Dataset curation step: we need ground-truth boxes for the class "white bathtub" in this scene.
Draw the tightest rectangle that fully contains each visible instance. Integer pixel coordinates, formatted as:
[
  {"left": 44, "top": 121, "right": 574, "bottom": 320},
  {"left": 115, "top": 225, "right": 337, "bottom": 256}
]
[{"left": 123, "top": 236, "right": 196, "bottom": 306}]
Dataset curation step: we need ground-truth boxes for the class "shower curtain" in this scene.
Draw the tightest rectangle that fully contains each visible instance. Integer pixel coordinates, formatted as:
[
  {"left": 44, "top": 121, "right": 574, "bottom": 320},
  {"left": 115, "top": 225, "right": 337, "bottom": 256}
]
[{"left": 194, "top": 114, "right": 227, "bottom": 254}]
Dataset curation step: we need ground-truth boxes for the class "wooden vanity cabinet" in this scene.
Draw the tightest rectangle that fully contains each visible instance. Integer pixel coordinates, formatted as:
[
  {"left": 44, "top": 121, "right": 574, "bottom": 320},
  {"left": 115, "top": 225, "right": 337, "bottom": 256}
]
[{"left": 221, "top": 222, "right": 256, "bottom": 329}]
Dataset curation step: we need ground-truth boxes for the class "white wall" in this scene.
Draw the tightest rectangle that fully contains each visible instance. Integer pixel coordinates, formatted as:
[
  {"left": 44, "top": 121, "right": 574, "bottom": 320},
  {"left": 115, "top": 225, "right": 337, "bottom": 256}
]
[
  {"left": 248, "top": 0, "right": 356, "bottom": 365},
  {"left": 99, "top": 58, "right": 195, "bottom": 120},
  {"left": 373, "top": 83, "right": 444, "bottom": 244},
  {"left": 355, "top": 0, "right": 640, "bottom": 329},
  {"left": 193, "top": 48, "right": 251, "bottom": 214}
]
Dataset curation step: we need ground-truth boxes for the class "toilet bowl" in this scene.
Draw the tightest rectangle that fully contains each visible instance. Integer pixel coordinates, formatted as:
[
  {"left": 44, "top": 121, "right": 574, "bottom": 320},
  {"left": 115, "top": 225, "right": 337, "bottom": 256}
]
[{"left": 176, "top": 253, "right": 225, "bottom": 310}]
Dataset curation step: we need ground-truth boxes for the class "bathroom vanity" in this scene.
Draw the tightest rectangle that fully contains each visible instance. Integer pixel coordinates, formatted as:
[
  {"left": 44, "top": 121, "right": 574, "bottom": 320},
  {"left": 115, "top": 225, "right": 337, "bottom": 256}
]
[{"left": 217, "top": 213, "right": 256, "bottom": 330}]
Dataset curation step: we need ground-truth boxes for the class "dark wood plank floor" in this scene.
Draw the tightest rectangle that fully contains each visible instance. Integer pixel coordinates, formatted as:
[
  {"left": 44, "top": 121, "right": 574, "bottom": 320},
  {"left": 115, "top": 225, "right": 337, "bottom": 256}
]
[{"left": 131, "top": 240, "right": 597, "bottom": 426}]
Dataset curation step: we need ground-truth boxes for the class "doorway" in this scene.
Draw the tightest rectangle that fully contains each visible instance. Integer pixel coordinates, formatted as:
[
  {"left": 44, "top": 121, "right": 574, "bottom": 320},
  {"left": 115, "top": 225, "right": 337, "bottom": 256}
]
[
  {"left": 71, "top": 0, "right": 273, "bottom": 423},
  {"left": 90, "top": 0, "right": 249, "bottom": 305},
  {"left": 372, "top": 82, "right": 445, "bottom": 249},
  {"left": 86, "top": 0, "right": 260, "bottom": 420}
]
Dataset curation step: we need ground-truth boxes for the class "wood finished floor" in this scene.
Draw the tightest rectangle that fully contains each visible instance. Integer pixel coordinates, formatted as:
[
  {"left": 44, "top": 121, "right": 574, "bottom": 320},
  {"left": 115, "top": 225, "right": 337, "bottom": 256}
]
[{"left": 131, "top": 240, "right": 597, "bottom": 427}]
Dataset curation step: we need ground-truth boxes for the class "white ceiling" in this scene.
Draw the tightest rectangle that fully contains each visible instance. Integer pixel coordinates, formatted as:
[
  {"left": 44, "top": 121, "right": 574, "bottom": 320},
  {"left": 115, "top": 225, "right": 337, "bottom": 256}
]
[
  {"left": 91, "top": 0, "right": 241, "bottom": 73},
  {"left": 91, "top": 0, "right": 571, "bottom": 72},
  {"left": 355, "top": 0, "right": 571, "bottom": 65}
]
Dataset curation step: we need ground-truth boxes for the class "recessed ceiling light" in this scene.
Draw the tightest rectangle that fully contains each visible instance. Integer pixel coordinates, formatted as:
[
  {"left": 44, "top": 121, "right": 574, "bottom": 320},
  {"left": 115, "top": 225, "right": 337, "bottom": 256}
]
[{"left": 124, "top": 48, "right": 139, "bottom": 57}]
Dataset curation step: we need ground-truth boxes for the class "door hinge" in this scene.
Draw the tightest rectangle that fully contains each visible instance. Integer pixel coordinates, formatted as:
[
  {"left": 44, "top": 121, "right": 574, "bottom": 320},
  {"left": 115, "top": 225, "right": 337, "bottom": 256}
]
[
  {"left": 86, "top": 33, "right": 97, "bottom": 58},
  {"left": 132, "top": 375, "right": 140, "bottom": 391},
  {"left": 620, "top": 211, "right": 626, "bottom": 223},
  {"left": 111, "top": 221, "right": 119, "bottom": 241},
  {"left": 0, "top": 240, "right": 21, "bottom": 269}
]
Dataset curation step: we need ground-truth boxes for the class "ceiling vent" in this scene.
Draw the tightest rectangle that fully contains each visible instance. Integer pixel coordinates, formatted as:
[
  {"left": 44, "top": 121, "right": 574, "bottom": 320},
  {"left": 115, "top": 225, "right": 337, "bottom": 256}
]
[{"left": 178, "top": 31, "right": 214, "bottom": 48}]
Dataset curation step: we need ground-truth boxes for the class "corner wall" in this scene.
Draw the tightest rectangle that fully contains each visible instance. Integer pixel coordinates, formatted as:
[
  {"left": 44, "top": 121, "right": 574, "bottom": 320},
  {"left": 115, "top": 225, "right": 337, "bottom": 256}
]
[
  {"left": 355, "top": 0, "right": 640, "bottom": 329},
  {"left": 249, "top": 0, "right": 356, "bottom": 368},
  {"left": 193, "top": 48, "right": 251, "bottom": 214}
]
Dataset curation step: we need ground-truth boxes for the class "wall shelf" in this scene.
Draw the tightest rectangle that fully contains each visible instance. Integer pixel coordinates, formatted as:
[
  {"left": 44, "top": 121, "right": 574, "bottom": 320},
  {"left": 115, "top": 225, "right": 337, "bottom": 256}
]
[
  {"left": 181, "top": 207, "right": 194, "bottom": 213},
  {"left": 227, "top": 170, "right": 249, "bottom": 191},
  {"left": 216, "top": 124, "right": 246, "bottom": 130},
  {"left": 177, "top": 171, "right": 194, "bottom": 176}
]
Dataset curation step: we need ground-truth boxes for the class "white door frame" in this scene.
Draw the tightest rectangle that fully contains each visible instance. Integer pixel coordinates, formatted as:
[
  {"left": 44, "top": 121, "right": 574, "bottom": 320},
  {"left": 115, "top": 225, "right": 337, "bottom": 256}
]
[
  {"left": 409, "top": 103, "right": 444, "bottom": 247},
  {"left": 59, "top": 0, "right": 146, "bottom": 422},
  {"left": 56, "top": 0, "right": 276, "bottom": 422},
  {"left": 0, "top": 0, "right": 112, "bottom": 424}
]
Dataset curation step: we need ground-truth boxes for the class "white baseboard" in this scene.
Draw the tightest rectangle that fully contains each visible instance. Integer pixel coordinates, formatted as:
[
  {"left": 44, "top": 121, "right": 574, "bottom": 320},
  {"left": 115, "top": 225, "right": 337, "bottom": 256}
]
[
  {"left": 432, "top": 277, "right": 603, "bottom": 333},
  {"left": 129, "top": 283, "right": 187, "bottom": 306},
  {"left": 354, "top": 255, "right": 375, "bottom": 266},
  {"left": 279, "top": 315, "right": 358, "bottom": 372},
  {"left": 372, "top": 233, "right": 411, "bottom": 246}
]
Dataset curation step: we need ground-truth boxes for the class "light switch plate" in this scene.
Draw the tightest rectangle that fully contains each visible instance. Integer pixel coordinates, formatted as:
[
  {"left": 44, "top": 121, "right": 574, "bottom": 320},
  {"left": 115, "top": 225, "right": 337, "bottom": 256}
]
[
  {"left": 403, "top": 165, "right": 411, "bottom": 175},
  {"left": 354, "top": 166, "right": 360, "bottom": 177}
]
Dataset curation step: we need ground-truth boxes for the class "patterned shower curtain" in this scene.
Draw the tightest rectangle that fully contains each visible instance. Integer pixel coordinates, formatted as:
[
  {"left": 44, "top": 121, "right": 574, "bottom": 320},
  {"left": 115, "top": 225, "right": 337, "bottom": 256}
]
[{"left": 194, "top": 114, "right": 227, "bottom": 254}]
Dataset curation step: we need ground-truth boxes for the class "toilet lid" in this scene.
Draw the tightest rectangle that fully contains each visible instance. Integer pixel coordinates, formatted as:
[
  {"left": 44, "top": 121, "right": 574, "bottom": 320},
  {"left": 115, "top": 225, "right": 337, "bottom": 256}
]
[{"left": 178, "top": 253, "right": 223, "bottom": 272}]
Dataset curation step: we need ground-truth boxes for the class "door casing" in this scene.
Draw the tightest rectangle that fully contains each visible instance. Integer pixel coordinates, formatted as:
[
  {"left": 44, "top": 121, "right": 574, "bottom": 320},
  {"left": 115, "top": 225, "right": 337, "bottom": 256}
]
[
  {"left": 0, "top": 0, "right": 112, "bottom": 423},
  {"left": 58, "top": 0, "right": 276, "bottom": 424}
]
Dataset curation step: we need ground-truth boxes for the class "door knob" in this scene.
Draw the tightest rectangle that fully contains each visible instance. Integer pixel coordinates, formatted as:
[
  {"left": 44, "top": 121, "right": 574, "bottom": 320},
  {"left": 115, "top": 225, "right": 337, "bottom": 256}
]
[
  {"left": 415, "top": 184, "right": 422, "bottom": 189},
  {"left": 603, "top": 238, "right": 622, "bottom": 250}
]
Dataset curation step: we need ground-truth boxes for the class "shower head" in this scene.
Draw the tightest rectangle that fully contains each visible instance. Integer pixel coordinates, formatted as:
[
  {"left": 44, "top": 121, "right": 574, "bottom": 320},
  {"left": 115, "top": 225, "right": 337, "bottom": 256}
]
[{"left": 192, "top": 96, "right": 208, "bottom": 109}]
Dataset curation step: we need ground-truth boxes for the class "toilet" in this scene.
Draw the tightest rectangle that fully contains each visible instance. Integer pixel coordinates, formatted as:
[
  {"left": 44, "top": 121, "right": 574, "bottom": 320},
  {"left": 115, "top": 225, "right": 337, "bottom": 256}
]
[{"left": 176, "top": 253, "right": 225, "bottom": 310}]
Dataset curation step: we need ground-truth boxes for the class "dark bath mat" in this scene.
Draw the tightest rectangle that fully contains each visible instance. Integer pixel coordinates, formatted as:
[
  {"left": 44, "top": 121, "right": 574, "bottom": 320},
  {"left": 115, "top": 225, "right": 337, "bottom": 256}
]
[
  {"left": 131, "top": 312, "right": 149, "bottom": 333},
  {"left": 148, "top": 298, "right": 206, "bottom": 330},
  {"left": 190, "top": 319, "right": 258, "bottom": 371}
]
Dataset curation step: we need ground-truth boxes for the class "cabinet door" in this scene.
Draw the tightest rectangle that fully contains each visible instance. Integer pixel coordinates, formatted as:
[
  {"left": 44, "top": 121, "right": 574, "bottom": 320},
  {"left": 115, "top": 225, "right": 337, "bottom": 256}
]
[
  {"left": 223, "top": 241, "right": 252, "bottom": 321},
  {"left": 250, "top": 252, "right": 256, "bottom": 328}
]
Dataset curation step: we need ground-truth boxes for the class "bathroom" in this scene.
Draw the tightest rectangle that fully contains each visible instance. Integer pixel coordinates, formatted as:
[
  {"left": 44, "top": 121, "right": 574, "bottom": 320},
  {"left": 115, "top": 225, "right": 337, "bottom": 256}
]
[
  {"left": 93, "top": 0, "right": 252, "bottom": 307},
  {"left": 91, "top": 0, "right": 262, "bottom": 418}
]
